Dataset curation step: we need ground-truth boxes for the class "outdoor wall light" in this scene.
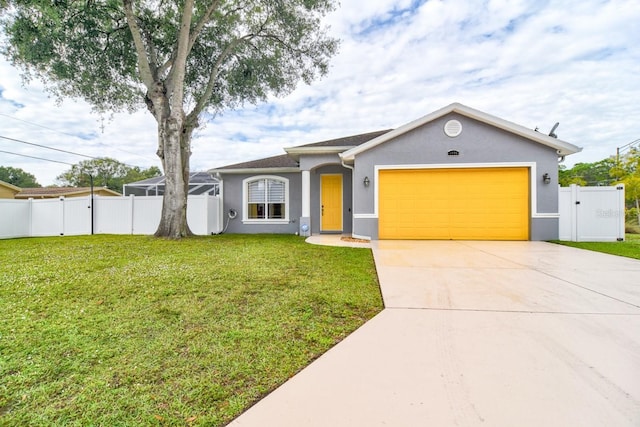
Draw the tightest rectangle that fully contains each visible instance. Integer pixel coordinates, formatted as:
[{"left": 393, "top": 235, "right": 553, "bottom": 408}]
[
  {"left": 363, "top": 176, "right": 370, "bottom": 187},
  {"left": 542, "top": 173, "right": 551, "bottom": 184}
]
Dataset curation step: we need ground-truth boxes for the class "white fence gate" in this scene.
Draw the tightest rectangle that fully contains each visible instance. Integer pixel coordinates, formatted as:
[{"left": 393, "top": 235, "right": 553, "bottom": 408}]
[
  {"left": 0, "top": 195, "right": 223, "bottom": 239},
  {"left": 559, "top": 184, "right": 626, "bottom": 242}
]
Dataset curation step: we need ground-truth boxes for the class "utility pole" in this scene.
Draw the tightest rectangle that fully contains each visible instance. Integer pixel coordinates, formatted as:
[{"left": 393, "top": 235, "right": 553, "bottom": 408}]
[{"left": 617, "top": 138, "right": 640, "bottom": 165}]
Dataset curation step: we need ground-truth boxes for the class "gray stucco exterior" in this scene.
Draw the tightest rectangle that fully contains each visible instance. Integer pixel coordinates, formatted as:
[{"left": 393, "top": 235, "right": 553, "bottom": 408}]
[
  {"left": 216, "top": 163, "right": 353, "bottom": 236},
  {"left": 210, "top": 103, "right": 582, "bottom": 240},
  {"left": 350, "top": 112, "right": 561, "bottom": 240},
  {"left": 219, "top": 172, "right": 302, "bottom": 234}
]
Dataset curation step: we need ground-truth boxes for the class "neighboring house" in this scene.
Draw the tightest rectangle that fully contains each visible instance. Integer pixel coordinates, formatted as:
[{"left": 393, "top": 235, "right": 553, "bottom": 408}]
[
  {"left": 209, "top": 103, "right": 582, "bottom": 241},
  {"left": 14, "top": 186, "right": 121, "bottom": 199},
  {"left": 123, "top": 171, "right": 219, "bottom": 196},
  {"left": 0, "top": 180, "right": 22, "bottom": 199}
]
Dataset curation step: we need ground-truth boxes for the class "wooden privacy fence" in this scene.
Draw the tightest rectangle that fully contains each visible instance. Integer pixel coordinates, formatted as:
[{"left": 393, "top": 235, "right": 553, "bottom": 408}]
[
  {"left": 0, "top": 195, "right": 223, "bottom": 239},
  {"left": 559, "top": 184, "right": 626, "bottom": 242}
]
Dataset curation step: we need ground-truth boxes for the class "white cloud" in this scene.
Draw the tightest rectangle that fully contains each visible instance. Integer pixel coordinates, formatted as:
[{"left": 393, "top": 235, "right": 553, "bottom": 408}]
[{"left": 1, "top": 0, "right": 639, "bottom": 185}]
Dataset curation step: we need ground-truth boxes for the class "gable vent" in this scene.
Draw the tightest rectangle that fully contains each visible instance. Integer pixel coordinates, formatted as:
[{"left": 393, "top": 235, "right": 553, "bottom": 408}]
[
  {"left": 448, "top": 150, "right": 460, "bottom": 156},
  {"left": 444, "top": 119, "right": 462, "bottom": 137}
]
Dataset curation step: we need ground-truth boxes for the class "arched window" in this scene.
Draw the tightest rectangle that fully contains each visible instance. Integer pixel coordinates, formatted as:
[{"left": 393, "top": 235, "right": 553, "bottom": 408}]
[{"left": 242, "top": 176, "right": 289, "bottom": 223}]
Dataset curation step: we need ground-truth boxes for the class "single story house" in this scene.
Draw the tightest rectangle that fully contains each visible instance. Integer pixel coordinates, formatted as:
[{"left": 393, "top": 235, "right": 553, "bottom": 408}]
[
  {"left": 0, "top": 180, "right": 22, "bottom": 199},
  {"left": 209, "top": 103, "right": 582, "bottom": 241},
  {"left": 14, "top": 186, "right": 121, "bottom": 199}
]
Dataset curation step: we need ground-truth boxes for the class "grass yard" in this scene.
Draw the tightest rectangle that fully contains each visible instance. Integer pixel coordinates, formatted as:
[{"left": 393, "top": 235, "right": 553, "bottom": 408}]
[
  {"left": 553, "top": 233, "right": 640, "bottom": 260},
  {"left": 0, "top": 234, "right": 383, "bottom": 426}
]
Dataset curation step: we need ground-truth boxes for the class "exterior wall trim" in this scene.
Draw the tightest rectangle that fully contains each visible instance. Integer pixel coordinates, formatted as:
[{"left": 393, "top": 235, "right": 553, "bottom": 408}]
[
  {"left": 285, "top": 146, "right": 355, "bottom": 157},
  {"left": 353, "top": 213, "right": 377, "bottom": 219},
  {"left": 533, "top": 212, "right": 560, "bottom": 218}
]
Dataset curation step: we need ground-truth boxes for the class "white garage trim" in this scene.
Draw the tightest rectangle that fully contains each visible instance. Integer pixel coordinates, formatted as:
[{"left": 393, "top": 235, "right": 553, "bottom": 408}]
[
  {"left": 533, "top": 212, "right": 561, "bottom": 219},
  {"left": 353, "top": 213, "right": 377, "bottom": 219}
]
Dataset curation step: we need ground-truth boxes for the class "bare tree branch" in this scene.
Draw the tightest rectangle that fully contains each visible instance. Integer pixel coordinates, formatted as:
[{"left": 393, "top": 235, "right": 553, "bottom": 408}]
[
  {"left": 165, "top": 0, "right": 194, "bottom": 104},
  {"left": 186, "top": 35, "right": 251, "bottom": 125},
  {"left": 186, "top": 0, "right": 222, "bottom": 55},
  {"left": 122, "top": 0, "right": 154, "bottom": 89}
]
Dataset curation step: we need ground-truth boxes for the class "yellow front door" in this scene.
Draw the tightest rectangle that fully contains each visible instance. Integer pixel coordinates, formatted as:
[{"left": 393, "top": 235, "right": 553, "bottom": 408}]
[{"left": 321, "top": 174, "right": 343, "bottom": 232}]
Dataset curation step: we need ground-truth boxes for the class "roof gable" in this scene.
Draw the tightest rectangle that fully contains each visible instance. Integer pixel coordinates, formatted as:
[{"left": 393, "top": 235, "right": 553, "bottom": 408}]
[
  {"left": 340, "top": 103, "right": 582, "bottom": 162},
  {"left": 284, "top": 129, "right": 392, "bottom": 161},
  {"left": 0, "top": 180, "right": 21, "bottom": 193}
]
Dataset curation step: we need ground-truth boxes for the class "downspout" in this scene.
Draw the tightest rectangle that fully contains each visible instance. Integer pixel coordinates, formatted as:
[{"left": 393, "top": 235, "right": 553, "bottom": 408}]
[
  {"left": 340, "top": 156, "right": 355, "bottom": 237},
  {"left": 210, "top": 172, "right": 228, "bottom": 234},
  {"left": 340, "top": 158, "right": 354, "bottom": 171}
]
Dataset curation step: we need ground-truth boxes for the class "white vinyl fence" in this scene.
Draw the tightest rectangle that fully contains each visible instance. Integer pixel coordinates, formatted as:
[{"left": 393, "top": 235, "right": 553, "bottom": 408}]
[
  {"left": 0, "top": 195, "right": 223, "bottom": 239},
  {"left": 559, "top": 184, "right": 626, "bottom": 242},
  {"left": 1, "top": 187, "right": 627, "bottom": 241}
]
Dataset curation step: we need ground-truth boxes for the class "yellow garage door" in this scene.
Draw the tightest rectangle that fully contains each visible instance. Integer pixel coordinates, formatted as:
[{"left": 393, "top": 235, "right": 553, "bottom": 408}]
[{"left": 379, "top": 168, "right": 529, "bottom": 240}]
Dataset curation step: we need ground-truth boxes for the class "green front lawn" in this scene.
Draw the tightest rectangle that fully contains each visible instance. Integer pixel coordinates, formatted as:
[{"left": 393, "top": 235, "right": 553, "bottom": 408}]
[
  {"left": 553, "top": 233, "right": 640, "bottom": 260},
  {"left": 0, "top": 235, "right": 383, "bottom": 426}
]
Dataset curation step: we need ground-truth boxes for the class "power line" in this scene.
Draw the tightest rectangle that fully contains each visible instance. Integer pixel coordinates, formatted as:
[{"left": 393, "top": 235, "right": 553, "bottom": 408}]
[
  {"left": 1, "top": 112, "right": 159, "bottom": 163},
  {"left": 0, "top": 149, "right": 74, "bottom": 165},
  {"left": 0, "top": 134, "right": 99, "bottom": 160},
  {"left": 0, "top": 134, "right": 159, "bottom": 170},
  {"left": 0, "top": 112, "right": 80, "bottom": 139},
  {"left": 96, "top": 143, "right": 159, "bottom": 163}
]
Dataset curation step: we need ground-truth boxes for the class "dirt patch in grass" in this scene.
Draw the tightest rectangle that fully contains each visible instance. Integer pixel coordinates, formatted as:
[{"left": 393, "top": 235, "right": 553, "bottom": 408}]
[{"left": 340, "top": 236, "right": 371, "bottom": 243}]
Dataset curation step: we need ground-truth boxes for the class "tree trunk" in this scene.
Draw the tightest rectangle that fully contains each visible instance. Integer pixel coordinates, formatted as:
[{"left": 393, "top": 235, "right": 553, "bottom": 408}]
[{"left": 154, "top": 112, "right": 194, "bottom": 239}]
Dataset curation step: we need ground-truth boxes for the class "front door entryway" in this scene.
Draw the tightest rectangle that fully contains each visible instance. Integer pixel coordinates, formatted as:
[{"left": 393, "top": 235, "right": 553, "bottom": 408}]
[{"left": 320, "top": 174, "right": 343, "bottom": 232}]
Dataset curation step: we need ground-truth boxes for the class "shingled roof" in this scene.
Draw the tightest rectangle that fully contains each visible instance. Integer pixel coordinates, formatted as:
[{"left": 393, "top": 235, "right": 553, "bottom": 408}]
[
  {"left": 296, "top": 129, "right": 392, "bottom": 148},
  {"left": 213, "top": 154, "right": 299, "bottom": 171},
  {"left": 210, "top": 129, "right": 394, "bottom": 172}
]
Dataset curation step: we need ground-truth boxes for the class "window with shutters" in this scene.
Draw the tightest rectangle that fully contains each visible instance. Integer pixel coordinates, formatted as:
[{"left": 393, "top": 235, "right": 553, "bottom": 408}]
[{"left": 242, "top": 176, "right": 289, "bottom": 223}]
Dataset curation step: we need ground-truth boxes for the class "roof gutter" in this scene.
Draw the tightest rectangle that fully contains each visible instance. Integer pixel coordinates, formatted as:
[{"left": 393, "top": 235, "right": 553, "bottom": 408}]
[
  {"left": 341, "top": 157, "right": 354, "bottom": 171},
  {"left": 284, "top": 146, "right": 356, "bottom": 161}
]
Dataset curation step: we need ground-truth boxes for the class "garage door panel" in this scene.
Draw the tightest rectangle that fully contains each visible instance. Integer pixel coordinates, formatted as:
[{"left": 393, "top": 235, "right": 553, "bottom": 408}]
[{"left": 379, "top": 168, "right": 529, "bottom": 240}]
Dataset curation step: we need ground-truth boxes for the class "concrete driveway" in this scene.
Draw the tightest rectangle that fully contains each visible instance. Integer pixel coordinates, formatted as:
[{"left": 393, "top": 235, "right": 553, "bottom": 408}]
[{"left": 229, "top": 241, "right": 640, "bottom": 426}]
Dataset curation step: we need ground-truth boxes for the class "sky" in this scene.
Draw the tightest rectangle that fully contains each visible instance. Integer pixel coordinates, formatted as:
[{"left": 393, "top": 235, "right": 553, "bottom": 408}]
[{"left": 1, "top": 0, "right": 639, "bottom": 186}]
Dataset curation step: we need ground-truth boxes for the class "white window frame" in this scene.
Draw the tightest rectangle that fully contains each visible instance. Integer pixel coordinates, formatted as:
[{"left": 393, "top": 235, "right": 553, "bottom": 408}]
[{"left": 242, "top": 175, "right": 290, "bottom": 224}]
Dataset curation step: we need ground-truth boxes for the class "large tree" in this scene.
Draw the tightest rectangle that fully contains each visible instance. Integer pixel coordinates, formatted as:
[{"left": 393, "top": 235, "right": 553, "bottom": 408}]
[
  {"left": 1, "top": 0, "right": 338, "bottom": 238},
  {"left": 611, "top": 147, "right": 640, "bottom": 225},
  {"left": 558, "top": 157, "right": 617, "bottom": 187},
  {"left": 0, "top": 165, "right": 40, "bottom": 187},
  {"left": 56, "top": 157, "right": 161, "bottom": 192}
]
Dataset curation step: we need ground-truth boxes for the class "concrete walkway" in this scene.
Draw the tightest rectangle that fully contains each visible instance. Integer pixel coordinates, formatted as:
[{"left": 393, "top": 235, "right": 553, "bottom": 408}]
[{"left": 228, "top": 240, "right": 640, "bottom": 426}]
